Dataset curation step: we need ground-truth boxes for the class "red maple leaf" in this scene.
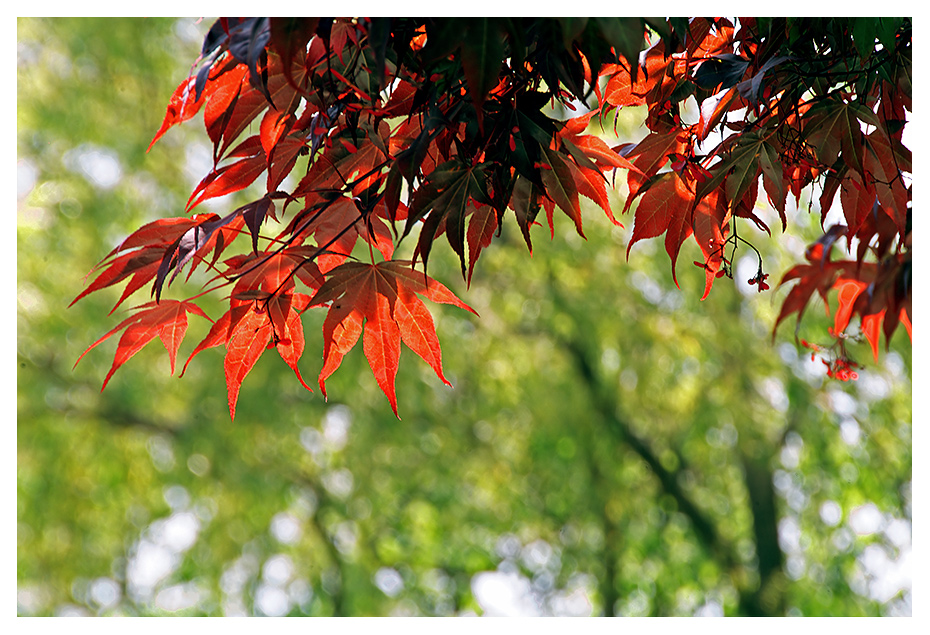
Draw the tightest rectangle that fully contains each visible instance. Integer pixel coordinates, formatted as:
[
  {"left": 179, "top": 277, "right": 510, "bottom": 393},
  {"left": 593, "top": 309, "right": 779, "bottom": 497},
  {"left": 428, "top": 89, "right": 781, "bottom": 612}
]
[
  {"left": 626, "top": 171, "right": 729, "bottom": 297},
  {"left": 75, "top": 300, "right": 211, "bottom": 390},
  {"left": 71, "top": 217, "right": 207, "bottom": 312},
  {"left": 187, "top": 137, "right": 267, "bottom": 211},
  {"left": 466, "top": 202, "right": 498, "bottom": 286},
  {"left": 182, "top": 292, "right": 314, "bottom": 420},
  {"left": 308, "top": 260, "right": 477, "bottom": 416},
  {"left": 297, "top": 195, "right": 402, "bottom": 271},
  {"left": 148, "top": 75, "right": 206, "bottom": 152}
]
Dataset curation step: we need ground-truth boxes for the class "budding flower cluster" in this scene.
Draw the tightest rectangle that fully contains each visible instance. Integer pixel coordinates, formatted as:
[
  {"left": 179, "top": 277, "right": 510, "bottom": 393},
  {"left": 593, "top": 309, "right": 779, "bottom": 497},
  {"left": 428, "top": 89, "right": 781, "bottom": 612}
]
[
  {"left": 800, "top": 339, "right": 859, "bottom": 381},
  {"left": 823, "top": 357, "right": 859, "bottom": 381},
  {"left": 747, "top": 272, "right": 769, "bottom": 291}
]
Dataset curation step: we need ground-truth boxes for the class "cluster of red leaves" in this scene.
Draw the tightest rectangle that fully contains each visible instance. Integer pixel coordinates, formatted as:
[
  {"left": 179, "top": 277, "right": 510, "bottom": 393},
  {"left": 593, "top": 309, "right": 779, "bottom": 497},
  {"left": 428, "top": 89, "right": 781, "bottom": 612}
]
[
  {"left": 73, "top": 17, "right": 911, "bottom": 419},
  {"left": 608, "top": 17, "right": 911, "bottom": 370}
]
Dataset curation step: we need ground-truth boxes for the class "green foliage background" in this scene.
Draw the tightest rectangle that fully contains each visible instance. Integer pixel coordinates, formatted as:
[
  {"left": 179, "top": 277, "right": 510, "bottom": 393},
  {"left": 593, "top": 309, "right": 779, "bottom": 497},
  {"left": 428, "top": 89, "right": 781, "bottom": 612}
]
[{"left": 17, "top": 17, "right": 912, "bottom": 616}]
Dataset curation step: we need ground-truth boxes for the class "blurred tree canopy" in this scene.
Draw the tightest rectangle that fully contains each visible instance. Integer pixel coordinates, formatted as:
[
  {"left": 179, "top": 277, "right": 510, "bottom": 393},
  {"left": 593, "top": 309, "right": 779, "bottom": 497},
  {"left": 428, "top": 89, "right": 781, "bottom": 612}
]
[{"left": 18, "top": 17, "right": 912, "bottom": 616}]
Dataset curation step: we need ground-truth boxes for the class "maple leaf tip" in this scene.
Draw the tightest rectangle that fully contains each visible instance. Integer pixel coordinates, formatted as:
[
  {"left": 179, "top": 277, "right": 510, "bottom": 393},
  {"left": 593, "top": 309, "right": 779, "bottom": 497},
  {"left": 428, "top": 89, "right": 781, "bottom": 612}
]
[{"left": 293, "top": 369, "right": 314, "bottom": 392}]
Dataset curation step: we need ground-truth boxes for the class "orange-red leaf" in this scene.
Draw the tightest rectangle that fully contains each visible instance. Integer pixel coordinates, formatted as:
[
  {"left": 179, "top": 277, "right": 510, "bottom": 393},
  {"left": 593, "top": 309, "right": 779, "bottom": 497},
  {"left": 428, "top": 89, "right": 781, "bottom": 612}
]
[
  {"left": 260, "top": 108, "right": 296, "bottom": 158},
  {"left": 363, "top": 289, "right": 402, "bottom": 414},
  {"left": 319, "top": 303, "right": 363, "bottom": 396},
  {"left": 294, "top": 126, "right": 389, "bottom": 197},
  {"left": 75, "top": 300, "right": 211, "bottom": 390},
  {"left": 187, "top": 152, "right": 267, "bottom": 211},
  {"left": 309, "top": 260, "right": 475, "bottom": 416},
  {"left": 205, "top": 55, "right": 306, "bottom": 160},
  {"left": 622, "top": 130, "right": 688, "bottom": 208},
  {"left": 692, "top": 188, "right": 730, "bottom": 300},
  {"left": 861, "top": 310, "right": 884, "bottom": 362},
  {"left": 627, "top": 172, "right": 681, "bottom": 258},
  {"left": 272, "top": 293, "right": 313, "bottom": 392},
  {"left": 833, "top": 278, "right": 867, "bottom": 335},
  {"left": 225, "top": 247, "right": 324, "bottom": 302},
  {"left": 71, "top": 249, "right": 166, "bottom": 314},
  {"left": 224, "top": 303, "right": 273, "bottom": 420},
  {"left": 839, "top": 171, "right": 876, "bottom": 242},
  {"left": 466, "top": 203, "right": 498, "bottom": 286},
  {"left": 564, "top": 158, "right": 620, "bottom": 226},
  {"left": 864, "top": 130, "right": 909, "bottom": 235},
  {"left": 392, "top": 283, "right": 448, "bottom": 386},
  {"left": 539, "top": 148, "right": 584, "bottom": 238},
  {"left": 187, "top": 291, "right": 313, "bottom": 420},
  {"left": 149, "top": 76, "right": 206, "bottom": 152}
]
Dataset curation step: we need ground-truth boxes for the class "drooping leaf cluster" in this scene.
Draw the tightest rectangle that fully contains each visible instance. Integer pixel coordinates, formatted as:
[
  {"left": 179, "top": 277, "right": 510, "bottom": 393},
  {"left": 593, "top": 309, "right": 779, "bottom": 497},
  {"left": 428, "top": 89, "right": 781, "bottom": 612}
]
[{"left": 73, "top": 17, "right": 911, "bottom": 417}]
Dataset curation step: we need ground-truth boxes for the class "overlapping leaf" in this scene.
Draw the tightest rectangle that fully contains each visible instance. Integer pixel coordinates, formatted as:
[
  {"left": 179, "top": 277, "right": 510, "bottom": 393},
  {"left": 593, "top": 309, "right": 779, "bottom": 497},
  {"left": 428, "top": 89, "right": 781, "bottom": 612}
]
[
  {"left": 182, "top": 292, "right": 313, "bottom": 420},
  {"left": 804, "top": 98, "right": 878, "bottom": 180},
  {"left": 72, "top": 217, "right": 213, "bottom": 312},
  {"left": 539, "top": 147, "right": 584, "bottom": 238},
  {"left": 621, "top": 130, "right": 688, "bottom": 207},
  {"left": 407, "top": 160, "right": 492, "bottom": 273},
  {"left": 187, "top": 136, "right": 267, "bottom": 211},
  {"left": 309, "top": 260, "right": 476, "bottom": 416}
]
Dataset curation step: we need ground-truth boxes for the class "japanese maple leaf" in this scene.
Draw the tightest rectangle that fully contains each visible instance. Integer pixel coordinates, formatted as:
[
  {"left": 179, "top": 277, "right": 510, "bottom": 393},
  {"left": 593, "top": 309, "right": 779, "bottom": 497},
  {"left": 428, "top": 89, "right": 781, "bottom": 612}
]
[
  {"left": 71, "top": 217, "right": 204, "bottom": 313},
  {"left": 626, "top": 171, "right": 729, "bottom": 297},
  {"left": 626, "top": 171, "right": 688, "bottom": 259},
  {"left": 223, "top": 246, "right": 324, "bottom": 298},
  {"left": 776, "top": 256, "right": 910, "bottom": 363},
  {"left": 187, "top": 136, "right": 267, "bottom": 211},
  {"left": 774, "top": 229, "right": 853, "bottom": 337},
  {"left": 293, "top": 122, "right": 391, "bottom": 197},
  {"left": 148, "top": 75, "right": 208, "bottom": 152},
  {"left": 686, "top": 17, "right": 736, "bottom": 57},
  {"left": 539, "top": 147, "right": 584, "bottom": 239},
  {"left": 804, "top": 98, "right": 877, "bottom": 182},
  {"left": 182, "top": 292, "right": 313, "bottom": 420},
  {"left": 601, "top": 48, "right": 670, "bottom": 108},
  {"left": 72, "top": 248, "right": 168, "bottom": 315},
  {"left": 691, "top": 187, "right": 730, "bottom": 300},
  {"left": 309, "top": 260, "right": 477, "bottom": 416},
  {"left": 557, "top": 110, "right": 641, "bottom": 175},
  {"left": 621, "top": 130, "right": 689, "bottom": 208},
  {"left": 863, "top": 130, "right": 909, "bottom": 235},
  {"left": 831, "top": 263, "right": 911, "bottom": 361},
  {"left": 406, "top": 160, "right": 493, "bottom": 274},
  {"left": 150, "top": 52, "right": 306, "bottom": 160},
  {"left": 203, "top": 53, "right": 307, "bottom": 161},
  {"left": 301, "top": 195, "right": 400, "bottom": 270},
  {"left": 466, "top": 202, "right": 498, "bottom": 287},
  {"left": 75, "top": 300, "right": 211, "bottom": 390}
]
